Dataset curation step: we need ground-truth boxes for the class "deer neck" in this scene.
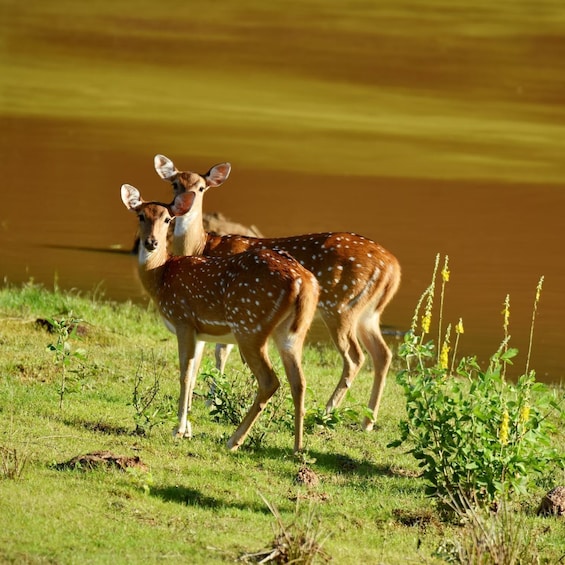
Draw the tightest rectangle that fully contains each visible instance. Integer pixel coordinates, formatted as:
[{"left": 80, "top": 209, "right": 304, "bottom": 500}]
[
  {"left": 137, "top": 242, "right": 170, "bottom": 301},
  {"left": 172, "top": 207, "right": 207, "bottom": 256}
]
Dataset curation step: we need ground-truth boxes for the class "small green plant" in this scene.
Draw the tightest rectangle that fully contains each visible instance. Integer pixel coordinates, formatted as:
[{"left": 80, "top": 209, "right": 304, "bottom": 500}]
[
  {"left": 241, "top": 493, "right": 331, "bottom": 564},
  {"left": 130, "top": 352, "right": 176, "bottom": 436},
  {"left": 390, "top": 255, "right": 562, "bottom": 511},
  {"left": 304, "top": 405, "right": 359, "bottom": 432},
  {"left": 0, "top": 446, "right": 28, "bottom": 480},
  {"left": 205, "top": 369, "right": 293, "bottom": 449},
  {"left": 46, "top": 314, "right": 86, "bottom": 409},
  {"left": 126, "top": 467, "right": 154, "bottom": 495}
]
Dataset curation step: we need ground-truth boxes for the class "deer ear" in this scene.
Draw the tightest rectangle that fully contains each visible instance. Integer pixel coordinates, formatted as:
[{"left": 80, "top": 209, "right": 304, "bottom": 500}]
[
  {"left": 121, "top": 184, "right": 143, "bottom": 211},
  {"left": 154, "top": 154, "right": 178, "bottom": 180},
  {"left": 170, "top": 191, "right": 195, "bottom": 217},
  {"left": 205, "top": 163, "right": 231, "bottom": 188}
]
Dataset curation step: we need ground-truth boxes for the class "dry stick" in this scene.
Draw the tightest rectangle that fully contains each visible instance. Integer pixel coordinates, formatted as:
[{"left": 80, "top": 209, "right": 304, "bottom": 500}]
[
  {"left": 450, "top": 318, "right": 464, "bottom": 374},
  {"left": 525, "top": 276, "right": 544, "bottom": 376}
]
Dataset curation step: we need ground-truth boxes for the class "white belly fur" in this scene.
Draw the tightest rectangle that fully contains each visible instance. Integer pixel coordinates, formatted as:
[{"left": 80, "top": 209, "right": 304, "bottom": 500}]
[
  {"left": 161, "top": 317, "right": 237, "bottom": 345},
  {"left": 197, "top": 332, "right": 238, "bottom": 345}
]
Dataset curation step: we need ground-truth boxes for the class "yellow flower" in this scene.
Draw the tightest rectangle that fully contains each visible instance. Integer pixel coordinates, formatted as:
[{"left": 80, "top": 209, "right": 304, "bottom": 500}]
[
  {"left": 499, "top": 410, "right": 510, "bottom": 445},
  {"left": 421, "top": 312, "right": 432, "bottom": 335},
  {"left": 441, "top": 256, "right": 450, "bottom": 282},
  {"left": 439, "top": 342, "right": 450, "bottom": 370},
  {"left": 535, "top": 276, "right": 544, "bottom": 304},
  {"left": 455, "top": 318, "right": 464, "bottom": 335},
  {"left": 502, "top": 294, "right": 510, "bottom": 331}
]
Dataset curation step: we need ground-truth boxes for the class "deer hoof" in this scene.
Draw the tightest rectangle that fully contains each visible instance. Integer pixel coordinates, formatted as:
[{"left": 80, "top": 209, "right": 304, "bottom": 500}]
[
  {"left": 226, "top": 437, "right": 240, "bottom": 451},
  {"left": 361, "top": 417, "right": 375, "bottom": 432},
  {"left": 173, "top": 422, "right": 192, "bottom": 439}
]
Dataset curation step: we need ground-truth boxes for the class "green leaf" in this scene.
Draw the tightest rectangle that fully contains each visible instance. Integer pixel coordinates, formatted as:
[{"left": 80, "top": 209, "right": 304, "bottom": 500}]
[{"left": 500, "top": 348, "right": 519, "bottom": 362}]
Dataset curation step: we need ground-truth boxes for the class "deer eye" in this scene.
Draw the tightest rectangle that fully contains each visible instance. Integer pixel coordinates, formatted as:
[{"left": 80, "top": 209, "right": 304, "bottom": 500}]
[
  {"left": 164, "top": 217, "right": 171, "bottom": 224},
  {"left": 199, "top": 185, "right": 205, "bottom": 192}
]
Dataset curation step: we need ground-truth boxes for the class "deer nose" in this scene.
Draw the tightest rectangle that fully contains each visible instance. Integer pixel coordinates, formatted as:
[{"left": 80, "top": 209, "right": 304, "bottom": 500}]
[{"left": 144, "top": 237, "right": 158, "bottom": 251}]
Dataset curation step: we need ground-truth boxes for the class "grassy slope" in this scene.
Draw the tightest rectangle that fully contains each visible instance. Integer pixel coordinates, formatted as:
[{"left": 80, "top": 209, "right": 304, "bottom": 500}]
[{"left": 0, "top": 283, "right": 564, "bottom": 564}]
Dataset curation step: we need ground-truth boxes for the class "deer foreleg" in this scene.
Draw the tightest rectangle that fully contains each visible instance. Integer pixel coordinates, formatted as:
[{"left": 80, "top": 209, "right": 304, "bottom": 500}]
[{"left": 174, "top": 331, "right": 200, "bottom": 439}]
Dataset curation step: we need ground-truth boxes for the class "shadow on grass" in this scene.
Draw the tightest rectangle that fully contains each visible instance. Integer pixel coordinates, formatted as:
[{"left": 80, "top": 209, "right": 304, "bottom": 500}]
[
  {"left": 151, "top": 484, "right": 270, "bottom": 514},
  {"left": 247, "top": 444, "right": 405, "bottom": 478},
  {"left": 244, "top": 445, "right": 424, "bottom": 497},
  {"left": 63, "top": 417, "right": 132, "bottom": 436}
]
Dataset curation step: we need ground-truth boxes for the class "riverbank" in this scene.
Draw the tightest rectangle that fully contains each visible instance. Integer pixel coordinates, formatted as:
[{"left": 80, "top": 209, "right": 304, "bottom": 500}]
[{"left": 0, "top": 282, "right": 563, "bottom": 563}]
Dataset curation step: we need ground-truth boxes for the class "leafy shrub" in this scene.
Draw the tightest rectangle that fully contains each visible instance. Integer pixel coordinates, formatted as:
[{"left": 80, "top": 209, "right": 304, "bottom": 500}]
[
  {"left": 205, "top": 369, "right": 293, "bottom": 449},
  {"left": 390, "top": 255, "right": 562, "bottom": 511}
]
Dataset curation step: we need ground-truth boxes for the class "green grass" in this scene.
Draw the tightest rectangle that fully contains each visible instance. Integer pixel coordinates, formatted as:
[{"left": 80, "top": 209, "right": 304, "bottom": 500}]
[{"left": 0, "top": 282, "right": 564, "bottom": 564}]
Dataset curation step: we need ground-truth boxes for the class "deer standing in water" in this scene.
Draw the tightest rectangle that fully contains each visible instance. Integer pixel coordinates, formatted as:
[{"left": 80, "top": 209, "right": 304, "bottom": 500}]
[
  {"left": 121, "top": 184, "right": 319, "bottom": 451},
  {"left": 154, "top": 155, "right": 401, "bottom": 431}
]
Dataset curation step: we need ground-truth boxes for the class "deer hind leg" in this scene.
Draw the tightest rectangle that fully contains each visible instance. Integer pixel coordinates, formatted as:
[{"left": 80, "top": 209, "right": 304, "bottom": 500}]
[
  {"left": 174, "top": 333, "right": 203, "bottom": 439},
  {"left": 357, "top": 309, "right": 393, "bottom": 431},
  {"left": 273, "top": 326, "right": 308, "bottom": 453},
  {"left": 214, "top": 343, "right": 234, "bottom": 373},
  {"left": 324, "top": 313, "right": 365, "bottom": 413},
  {"left": 226, "top": 340, "right": 280, "bottom": 451}
]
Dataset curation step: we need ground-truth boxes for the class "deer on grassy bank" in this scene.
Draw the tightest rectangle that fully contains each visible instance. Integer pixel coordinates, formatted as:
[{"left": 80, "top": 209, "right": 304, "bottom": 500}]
[
  {"left": 154, "top": 155, "right": 401, "bottom": 431},
  {"left": 121, "top": 184, "right": 319, "bottom": 452}
]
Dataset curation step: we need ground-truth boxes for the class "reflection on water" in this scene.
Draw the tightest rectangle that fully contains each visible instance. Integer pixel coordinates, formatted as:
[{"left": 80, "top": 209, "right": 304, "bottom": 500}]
[{"left": 1, "top": 2, "right": 565, "bottom": 382}]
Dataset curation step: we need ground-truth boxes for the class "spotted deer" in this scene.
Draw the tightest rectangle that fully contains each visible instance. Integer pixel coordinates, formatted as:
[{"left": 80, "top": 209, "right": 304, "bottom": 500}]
[
  {"left": 132, "top": 207, "right": 263, "bottom": 374},
  {"left": 130, "top": 195, "right": 255, "bottom": 396},
  {"left": 121, "top": 184, "right": 319, "bottom": 452},
  {"left": 154, "top": 154, "right": 401, "bottom": 431}
]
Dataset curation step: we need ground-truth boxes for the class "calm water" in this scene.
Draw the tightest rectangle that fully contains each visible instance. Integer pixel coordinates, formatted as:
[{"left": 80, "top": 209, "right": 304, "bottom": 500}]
[{"left": 1, "top": 2, "right": 565, "bottom": 382}]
